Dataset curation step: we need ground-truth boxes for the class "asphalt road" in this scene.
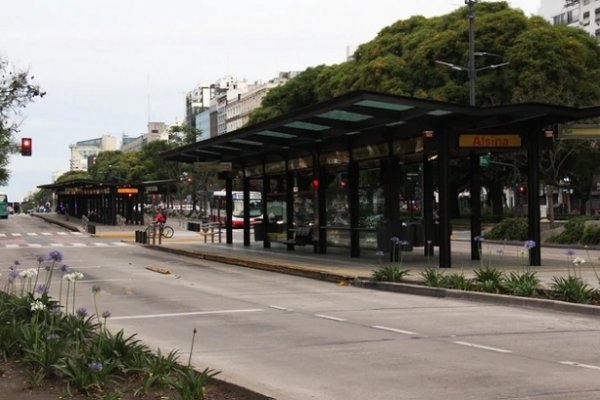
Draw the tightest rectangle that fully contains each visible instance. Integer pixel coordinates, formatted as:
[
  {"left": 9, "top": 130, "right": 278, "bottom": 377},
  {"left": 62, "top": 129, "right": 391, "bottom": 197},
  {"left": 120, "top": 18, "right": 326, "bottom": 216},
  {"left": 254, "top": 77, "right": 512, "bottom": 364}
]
[{"left": 3, "top": 214, "right": 600, "bottom": 399}]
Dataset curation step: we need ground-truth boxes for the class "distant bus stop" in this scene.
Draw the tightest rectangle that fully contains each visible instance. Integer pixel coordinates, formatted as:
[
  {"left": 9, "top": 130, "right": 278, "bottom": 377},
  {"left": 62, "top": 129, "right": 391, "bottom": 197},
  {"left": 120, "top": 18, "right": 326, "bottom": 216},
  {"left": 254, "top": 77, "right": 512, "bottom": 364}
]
[{"left": 157, "top": 90, "right": 600, "bottom": 268}]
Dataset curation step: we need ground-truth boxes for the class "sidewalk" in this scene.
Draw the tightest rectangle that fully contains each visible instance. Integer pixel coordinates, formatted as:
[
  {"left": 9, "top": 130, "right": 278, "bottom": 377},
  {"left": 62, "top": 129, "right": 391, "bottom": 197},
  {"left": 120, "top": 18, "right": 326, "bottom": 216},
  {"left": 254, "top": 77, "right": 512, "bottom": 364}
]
[{"left": 31, "top": 212, "right": 600, "bottom": 316}]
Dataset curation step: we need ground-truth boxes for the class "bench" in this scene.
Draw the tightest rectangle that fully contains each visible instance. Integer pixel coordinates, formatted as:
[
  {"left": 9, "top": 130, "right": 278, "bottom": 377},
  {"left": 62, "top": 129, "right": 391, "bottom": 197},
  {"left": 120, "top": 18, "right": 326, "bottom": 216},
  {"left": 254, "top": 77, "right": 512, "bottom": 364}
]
[{"left": 282, "top": 226, "right": 314, "bottom": 246}]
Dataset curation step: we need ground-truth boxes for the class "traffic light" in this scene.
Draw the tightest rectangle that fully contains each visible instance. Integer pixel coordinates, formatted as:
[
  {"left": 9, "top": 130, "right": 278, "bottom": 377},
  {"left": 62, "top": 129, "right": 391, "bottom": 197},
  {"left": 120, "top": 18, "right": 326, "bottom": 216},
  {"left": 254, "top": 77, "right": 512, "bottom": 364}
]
[
  {"left": 21, "top": 138, "right": 32, "bottom": 156},
  {"left": 519, "top": 185, "right": 527, "bottom": 194}
]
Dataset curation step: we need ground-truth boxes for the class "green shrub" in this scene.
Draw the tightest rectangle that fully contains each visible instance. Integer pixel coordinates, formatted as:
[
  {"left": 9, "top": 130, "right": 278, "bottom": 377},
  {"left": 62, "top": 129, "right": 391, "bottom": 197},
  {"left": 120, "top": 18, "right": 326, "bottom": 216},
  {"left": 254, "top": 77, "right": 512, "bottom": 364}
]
[
  {"left": 503, "top": 271, "right": 540, "bottom": 297},
  {"left": 549, "top": 276, "right": 597, "bottom": 303},
  {"left": 580, "top": 224, "right": 600, "bottom": 245},
  {"left": 420, "top": 268, "right": 445, "bottom": 287},
  {"left": 473, "top": 267, "right": 505, "bottom": 293},
  {"left": 440, "top": 273, "right": 473, "bottom": 290},
  {"left": 372, "top": 265, "right": 410, "bottom": 282},
  {"left": 548, "top": 217, "right": 587, "bottom": 244},
  {"left": 484, "top": 218, "right": 528, "bottom": 241}
]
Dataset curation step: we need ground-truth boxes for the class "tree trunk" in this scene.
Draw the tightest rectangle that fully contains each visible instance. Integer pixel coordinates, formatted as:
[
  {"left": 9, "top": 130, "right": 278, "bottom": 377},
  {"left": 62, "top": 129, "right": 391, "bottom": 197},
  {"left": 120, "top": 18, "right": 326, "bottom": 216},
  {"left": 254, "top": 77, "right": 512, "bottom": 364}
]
[{"left": 546, "top": 185, "right": 555, "bottom": 228}]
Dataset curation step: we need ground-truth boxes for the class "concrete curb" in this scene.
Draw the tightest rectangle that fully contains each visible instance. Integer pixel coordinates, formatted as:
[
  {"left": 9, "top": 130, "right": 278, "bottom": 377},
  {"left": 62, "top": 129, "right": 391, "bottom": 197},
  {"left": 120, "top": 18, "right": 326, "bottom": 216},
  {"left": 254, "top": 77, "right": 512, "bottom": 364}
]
[
  {"left": 353, "top": 279, "right": 600, "bottom": 317},
  {"left": 148, "top": 245, "right": 600, "bottom": 317},
  {"left": 146, "top": 245, "right": 356, "bottom": 283},
  {"left": 31, "top": 213, "right": 82, "bottom": 232}
]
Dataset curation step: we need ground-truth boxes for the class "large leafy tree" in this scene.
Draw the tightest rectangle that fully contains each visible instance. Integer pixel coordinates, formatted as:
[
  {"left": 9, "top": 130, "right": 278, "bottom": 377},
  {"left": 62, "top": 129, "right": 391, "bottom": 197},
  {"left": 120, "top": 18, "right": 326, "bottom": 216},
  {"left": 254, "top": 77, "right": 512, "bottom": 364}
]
[
  {"left": 0, "top": 56, "right": 45, "bottom": 184},
  {"left": 248, "top": 2, "right": 600, "bottom": 218}
]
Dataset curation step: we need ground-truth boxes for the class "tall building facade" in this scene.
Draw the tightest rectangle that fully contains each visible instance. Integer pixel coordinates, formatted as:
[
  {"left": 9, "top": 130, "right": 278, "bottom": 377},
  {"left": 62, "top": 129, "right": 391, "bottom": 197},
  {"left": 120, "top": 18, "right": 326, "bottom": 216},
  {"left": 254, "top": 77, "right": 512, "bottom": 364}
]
[
  {"left": 187, "top": 72, "right": 298, "bottom": 142},
  {"left": 69, "top": 134, "right": 117, "bottom": 171},
  {"left": 539, "top": 0, "right": 600, "bottom": 41},
  {"left": 121, "top": 122, "right": 168, "bottom": 153}
]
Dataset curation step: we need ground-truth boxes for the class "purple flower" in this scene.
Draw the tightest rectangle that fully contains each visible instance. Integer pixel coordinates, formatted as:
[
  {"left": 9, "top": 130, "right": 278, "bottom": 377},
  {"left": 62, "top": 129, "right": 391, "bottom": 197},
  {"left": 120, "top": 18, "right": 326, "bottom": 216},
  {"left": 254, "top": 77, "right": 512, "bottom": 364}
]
[
  {"left": 60, "top": 264, "right": 70, "bottom": 273},
  {"left": 565, "top": 248, "right": 576, "bottom": 257},
  {"left": 92, "top": 284, "right": 101, "bottom": 294},
  {"left": 37, "top": 255, "right": 45, "bottom": 263},
  {"left": 76, "top": 308, "right": 88, "bottom": 318},
  {"left": 48, "top": 250, "right": 63, "bottom": 262},
  {"left": 14, "top": 260, "right": 21, "bottom": 266},
  {"left": 524, "top": 240, "right": 536, "bottom": 250},
  {"left": 7, "top": 270, "right": 18, "bottom": 283},
  {"left": 87, "top": 361, "right": 103, "bottom": 372},
  {"left": 102, "top": 310, "right": 112, "bottom": 319},
  {"left": 35, "top": 284, "right": 49, "bottom": 295}
]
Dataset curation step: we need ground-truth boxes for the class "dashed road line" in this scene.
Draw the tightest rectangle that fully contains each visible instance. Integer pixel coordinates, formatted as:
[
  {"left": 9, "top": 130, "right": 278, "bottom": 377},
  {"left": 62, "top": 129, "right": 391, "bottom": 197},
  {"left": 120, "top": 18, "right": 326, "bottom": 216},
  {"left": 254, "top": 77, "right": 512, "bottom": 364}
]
[
  {"left": 28, "top": 244, "right": 42, "bottom": 248},
  {"left": 269, "top": 305, "right": 292, "bottom": 311},
  {"left": 453, "top": 341, "right": 512, "bottom": 354},
  {"left": 111, "top": 308, "right": 265, "bottom": 320},
  {"left": 6, "top": 244, "right": 19, "bottom": 248},
  {"left": 27, "top": 233, "right": 38, "bottom": 236},
  {"left": 49, "top": 243, "right": 65, "bottom": 247},
  {"left": 93, "top": 243, "right": 110, "bottom": 247},
  {"left": 41, "top": 233, "right": 52, "bottom": 236},
  {"left": 315, "top": 314, "right": 347, "bottom": 322},
  {"left": 371, "top": 325, "right": 418, "bottom": 336},
  {"left": 11, "top": 233, "right": 22, "bottom": 237},
  {"left": 56, "top": 232, "right": 68, "bottom": 236},
  {"left": 560, "top": 361, "right": 600, "bottom": 371}
]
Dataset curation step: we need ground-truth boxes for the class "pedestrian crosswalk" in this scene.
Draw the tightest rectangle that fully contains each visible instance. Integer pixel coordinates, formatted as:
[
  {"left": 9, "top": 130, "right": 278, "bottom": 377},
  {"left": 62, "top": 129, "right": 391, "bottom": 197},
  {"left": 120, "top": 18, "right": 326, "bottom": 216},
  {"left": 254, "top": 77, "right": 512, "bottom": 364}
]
[
  {"left": 1, "top": 242, "right": 130, "bottom": 249},
  {"left": 0, "top": 232, "right": 84, "bottom": 237}
]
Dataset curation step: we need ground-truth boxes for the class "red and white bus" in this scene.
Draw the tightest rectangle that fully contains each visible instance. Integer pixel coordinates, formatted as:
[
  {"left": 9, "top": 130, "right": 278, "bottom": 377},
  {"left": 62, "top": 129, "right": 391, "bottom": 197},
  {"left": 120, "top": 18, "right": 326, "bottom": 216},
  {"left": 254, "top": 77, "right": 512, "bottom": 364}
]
[{"left": 209, "top": 190, "right": 262, "bottom": 228}]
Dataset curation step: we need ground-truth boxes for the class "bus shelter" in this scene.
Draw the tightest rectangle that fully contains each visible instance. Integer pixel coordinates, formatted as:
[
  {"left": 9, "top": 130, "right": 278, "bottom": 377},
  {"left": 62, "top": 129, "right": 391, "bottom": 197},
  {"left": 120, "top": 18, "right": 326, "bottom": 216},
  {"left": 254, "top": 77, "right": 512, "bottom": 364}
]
[
  {"left": 161, "top": 90, "right": 600, "bottom": 268},
  {"left": 38, "top": 179, "right": 146, "bottom": 226}
]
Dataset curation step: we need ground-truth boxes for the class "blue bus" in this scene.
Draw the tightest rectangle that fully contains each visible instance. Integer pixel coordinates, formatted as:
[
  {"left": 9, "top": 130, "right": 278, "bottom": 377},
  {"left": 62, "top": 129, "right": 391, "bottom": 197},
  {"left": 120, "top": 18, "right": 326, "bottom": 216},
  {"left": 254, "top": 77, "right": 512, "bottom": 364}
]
[{"left": 0, "top": 193, "right": 8, "bottom": 219}]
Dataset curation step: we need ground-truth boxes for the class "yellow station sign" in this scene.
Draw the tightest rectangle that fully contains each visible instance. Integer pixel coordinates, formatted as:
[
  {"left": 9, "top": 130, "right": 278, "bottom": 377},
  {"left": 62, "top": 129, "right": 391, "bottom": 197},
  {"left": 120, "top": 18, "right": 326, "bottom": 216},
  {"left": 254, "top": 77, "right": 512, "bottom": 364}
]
[{"left": 459, "top": 134, "right": 521, "bottom": 148}]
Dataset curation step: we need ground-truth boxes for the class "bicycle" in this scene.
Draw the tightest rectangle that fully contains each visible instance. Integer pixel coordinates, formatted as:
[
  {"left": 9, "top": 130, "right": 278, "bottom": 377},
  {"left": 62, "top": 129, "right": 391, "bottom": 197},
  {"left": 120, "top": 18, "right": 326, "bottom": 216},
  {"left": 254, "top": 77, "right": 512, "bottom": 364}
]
[{"left": 145, "top": 222, "right": 174, "bottom": 239}]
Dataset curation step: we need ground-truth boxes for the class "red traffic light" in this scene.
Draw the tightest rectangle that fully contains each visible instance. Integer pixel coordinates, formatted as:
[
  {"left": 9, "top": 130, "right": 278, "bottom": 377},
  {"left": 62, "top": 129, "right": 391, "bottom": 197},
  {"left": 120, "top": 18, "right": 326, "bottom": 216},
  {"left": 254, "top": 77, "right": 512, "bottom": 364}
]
[
  {"left": 519, "top": 185, "right": 527, "bottom": 194},
  {"left": 21, "top": 138, "right": 32, "bottom": 156}
]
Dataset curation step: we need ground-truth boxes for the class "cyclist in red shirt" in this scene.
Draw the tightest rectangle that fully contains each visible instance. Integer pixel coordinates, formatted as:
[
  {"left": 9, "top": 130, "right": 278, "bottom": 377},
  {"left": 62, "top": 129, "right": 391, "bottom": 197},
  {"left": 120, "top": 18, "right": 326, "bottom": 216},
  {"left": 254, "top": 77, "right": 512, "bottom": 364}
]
[{"left": 153, "top": 208, "right": 167, "bottom": 224}]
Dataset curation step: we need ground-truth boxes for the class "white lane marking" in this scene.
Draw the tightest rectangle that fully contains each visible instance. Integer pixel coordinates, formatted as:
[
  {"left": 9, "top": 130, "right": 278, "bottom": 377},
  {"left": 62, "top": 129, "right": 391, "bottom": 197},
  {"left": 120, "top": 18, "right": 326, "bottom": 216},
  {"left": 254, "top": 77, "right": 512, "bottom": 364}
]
[
  {"left": 6, "top": 244, "right": 19, "bottom": 248},
  {"left": 93, "top": 243, "right": 109, "bottom": 247},
  {"left": 454, "top": 341, "right": 512, "bottom": 354},
  {"left": 41, "top": 233, "right": 52, "bottom": 236},
  {"left": 560, "top": 361, "right": 600, "bottom": 371},
  {"left": 371, "top": 325, "right": 418, "bottom": 336},
  {"left": 28, "top": 244, "right": 43, "bottom": 248},
  {"left": 27, "top": 233, "right": 38, "bottom": 236},
  {"left": 11, "top": 233, "right": 22, "bottom": 237},
  {"left": 0, "top": 233, "right": 6, "bottom": 237},
  {"left": 269, "top": 305, "right": 292, "bottom": 311},
  {"left": 72, "top": 243, "right": 87, "bottom": 247},
  {"left": 315, "top": 314, "right": 347, "bottom": 322},
  {"left": 56, "top": 232, "right": 68, "bottom": 236},
  {"left": 112, "top": 242, "right": 129, "bottom": 246},
  {"left": 111, "top": 308, "right": 265, "bottom": 321},
  {"left": 49, "top": 243, "right": 65, "bottom": 247},
  {"left": 71, "top": 232, "right": 83, "bottom": 236}
]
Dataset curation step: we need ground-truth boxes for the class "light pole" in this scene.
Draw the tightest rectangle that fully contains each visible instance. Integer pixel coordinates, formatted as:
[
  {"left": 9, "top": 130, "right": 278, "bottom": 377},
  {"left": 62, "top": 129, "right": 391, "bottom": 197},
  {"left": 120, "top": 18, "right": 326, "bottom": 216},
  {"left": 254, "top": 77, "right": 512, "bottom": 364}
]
[{"left": 435, "top": 0, "right": 509, "bottom": 106}]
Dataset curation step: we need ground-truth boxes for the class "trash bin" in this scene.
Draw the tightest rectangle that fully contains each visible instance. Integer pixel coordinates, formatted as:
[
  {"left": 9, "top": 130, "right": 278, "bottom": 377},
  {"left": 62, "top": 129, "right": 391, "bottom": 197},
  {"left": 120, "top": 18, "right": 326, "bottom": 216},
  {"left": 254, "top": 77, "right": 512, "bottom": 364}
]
[
  {"left": 87, "top": 224, "right": 96, "bottom": 234},
  {"left": 254, "top": 223, "right": 265, "bottom": 241}
]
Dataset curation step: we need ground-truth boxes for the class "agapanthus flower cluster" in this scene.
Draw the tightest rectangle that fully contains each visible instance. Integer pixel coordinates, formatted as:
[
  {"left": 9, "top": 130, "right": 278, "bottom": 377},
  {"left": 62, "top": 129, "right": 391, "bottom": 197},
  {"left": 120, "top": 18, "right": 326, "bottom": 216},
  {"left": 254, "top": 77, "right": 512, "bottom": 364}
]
[
  {"left": 19, "top": 268, "right": 38, "bottom": 279},
  {"left": 30, "top": 300, "right": 46, "bottom": 312}
]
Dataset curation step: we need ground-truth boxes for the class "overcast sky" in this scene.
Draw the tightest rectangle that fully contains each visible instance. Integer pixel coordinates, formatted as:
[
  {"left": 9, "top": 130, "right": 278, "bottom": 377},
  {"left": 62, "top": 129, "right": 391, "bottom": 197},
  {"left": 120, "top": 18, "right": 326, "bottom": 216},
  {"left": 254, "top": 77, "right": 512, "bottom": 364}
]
[{"left": 1, "top": 0, "right": 540, "bottom": 202}]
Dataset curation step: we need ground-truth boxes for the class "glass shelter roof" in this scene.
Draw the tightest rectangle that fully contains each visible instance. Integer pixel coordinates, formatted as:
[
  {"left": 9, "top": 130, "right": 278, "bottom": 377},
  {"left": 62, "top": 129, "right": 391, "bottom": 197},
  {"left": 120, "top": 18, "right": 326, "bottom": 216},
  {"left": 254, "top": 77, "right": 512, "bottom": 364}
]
[{"left": 161, "top": 90, "right": 600, "bottom": 167}]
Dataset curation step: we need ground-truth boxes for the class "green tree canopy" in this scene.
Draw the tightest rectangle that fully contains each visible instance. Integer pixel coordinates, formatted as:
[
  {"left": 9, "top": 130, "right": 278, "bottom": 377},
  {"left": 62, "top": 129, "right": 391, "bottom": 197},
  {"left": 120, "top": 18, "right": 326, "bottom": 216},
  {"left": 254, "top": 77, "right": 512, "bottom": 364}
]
[
  {"left": 0, "top": 56, "right": 45, "bottom": 184},
  {"left": 249, "top": 1, "right": 600, "bottom": 124}
]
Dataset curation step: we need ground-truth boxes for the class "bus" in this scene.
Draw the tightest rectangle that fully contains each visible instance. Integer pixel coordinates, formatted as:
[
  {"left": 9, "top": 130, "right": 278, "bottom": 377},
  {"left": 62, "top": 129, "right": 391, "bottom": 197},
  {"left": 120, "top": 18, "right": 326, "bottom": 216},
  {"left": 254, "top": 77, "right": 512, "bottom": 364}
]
[
  {"left": 209, "top": 190, "right": 262, "bottom": 228},
  {"left": 0, "top": 193, "right": 9, "bottom": 219}
]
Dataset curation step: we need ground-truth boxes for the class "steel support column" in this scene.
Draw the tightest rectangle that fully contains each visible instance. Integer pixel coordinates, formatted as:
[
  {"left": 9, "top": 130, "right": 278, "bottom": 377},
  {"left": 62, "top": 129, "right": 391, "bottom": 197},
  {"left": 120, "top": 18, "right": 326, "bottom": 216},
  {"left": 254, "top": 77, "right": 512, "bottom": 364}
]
[
  {"left": 438, "top": 130, "right": 452, "bottom": 268},
  {"left": 348, "top": 161, "right": 360, "bottom": 257},
  {"left": 527, "top": 131, "right": 542, "bottom": 266},
  {"left": 243, "top": 176, "right": 250, "bottom": 246},
  {"left": 225, "top": 175, "right": 233, "bottom": 244},
  {"left": 470, "top": 151, "right": 482, "bottom": 260},
  {"left": 422, "top": 154, "right": 435, "bottom": 256}
]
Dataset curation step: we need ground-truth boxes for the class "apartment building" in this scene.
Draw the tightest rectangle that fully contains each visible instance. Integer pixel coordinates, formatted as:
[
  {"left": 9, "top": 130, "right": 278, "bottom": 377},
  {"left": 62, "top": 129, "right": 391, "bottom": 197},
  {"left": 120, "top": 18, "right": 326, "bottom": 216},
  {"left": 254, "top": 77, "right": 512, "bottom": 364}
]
[
  {"left": 69, "top": 134, "right": 117, "bottom": 171},
  {"left": 539, "top": 0, "right": 600, "bottom": 41}
]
